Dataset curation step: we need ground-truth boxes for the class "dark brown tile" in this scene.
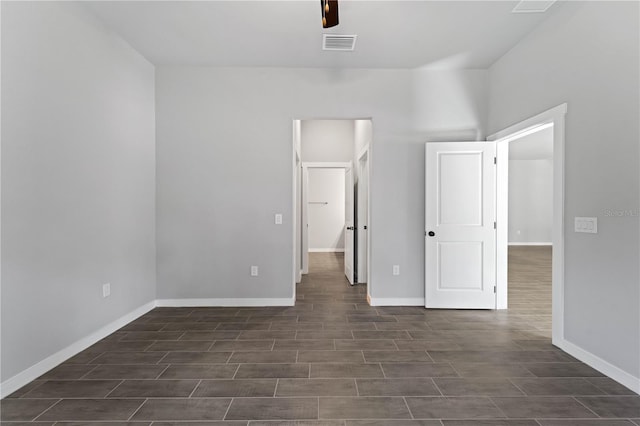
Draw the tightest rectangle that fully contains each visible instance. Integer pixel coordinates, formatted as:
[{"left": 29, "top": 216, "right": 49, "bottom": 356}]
[
  {"left": 210, "top": 340, "right": 274, "bottom": 351},
  {"left": 84, "top": 364, "right": 168, "bottom": 379},
  {"left": 90, "top": 351, "right": 166, "bottom": 364},
  {"left": 238, "top": 330, "right": 296, "bottom": 340},
  {"left": 381, "top": 362, "right": 458, "bottom": 378},
  {"left": 234, "top": 363, "right": 310, "bottom": 378},
  {"left": 146, "top": 340, "right": 213, "bottom": 351},
  {"left": 575, "top": 396, "right": 640, "bottom": 417},
  {"left": 54, "top": 423, "right": 151, "bottom": 426},
  {"left": 298, "top": 350, "right": 365, "bottom": 363},
  {"left": 161, "top": 322, "right": 220, "bottom": 331},
  {"left": 405, "top": 397, "right": 504, "bottom": 419},
  {"left": 250, "top": 421, "right": 345, "bottom": 426},
  {"left": 22, "top": 380, "right": 120, "bottom": 398},
  {"left": 120, "top": 331, "right": 183, "bottom": 341},
  {"left": 450, "top": 363, "right": 534, "bottom": 378},
  {"left": 310, "top": 363, "right": 383, "bottom": 378},
  {"left": 192, "top": 379, "right": 277, "bottom": 397},
  {"left": 108, "top": 379, "right": 199, "bottom": 397},
  {"left": 276, "top": 378, "right": 357, "bottom": 396},
  {"left": 586, "top": 377, "right": 639, "bottom": 395},
  {"left": 491, "top": 396, "right": 598, "bottom": 418},
  {"left": 352, "top": 331, "right": 411, "bottom": 339},
  {"left": 347, "top": 421, "right": 443, "bottom": 426},
  {"left": 524, "top": 362, "right": 605, "bottom": 377},
  {"left": 131, "top": 398, "right": 231, "bottom": 421},
  {"left": 363, "top": 351, "right": 431, "bottom": 362},
  {"left": 160, "top": 351, "right": 232, "bottom": 363},
  {"left": 428, "top": 350, "right": 573, "bottom": 363},
  {"left": 394, "top": 340, "right": 461, "bottom": 351},
  {"left": 537, "top": 420, "right": 638, "bottom": 425},
  {"left": 0, "top": 399, "right": 59, "bottom": 422},
  {"left": 357, "top": 378, "right": 440, "bottom": 396},
  {"left": 159, "top": 364, "right": 239, "bottom": 379},
  {"left": 37, "top": 399, "right": 145, "bottom": 421},
  {"left": 37, "top": 364, "right": 98, "bottom": 380},
  {"left": 442, "top": 421, "right": 539, "bottom": 426},
  {"left": 335, "top": 339, "right": 398, "bottom": 350},
  {"left": 151, "top": 422, "right": 246, "bottom": 426},
  {"left": 225, "top": 397, "right": 318, "bottom": 420},
  {"left": 273, "top": 340, "right": 335, "bottom": 350},
  {"left": 89, "top": 340, "right": 155, "bottom": 352},
  {"left": 511, "top": 377, "right": 605, "bottom": 395},
  {"left": 229, "top": 350, "right": 297, "bottom": 363},
  {"left": 295, "top": 330, "right": 354, "bottom": 340},
  {"left": 319, "top": 397, "right": 411, "bottom": 419},
  {"left": 433, "top": 378, "right": 524, "bottom": 396},
  {"left": 180, "top": 331, "right": 241, "bottom": 340},
  {"left": 4, "top": 380, "right": 47, "bottom": 398}
]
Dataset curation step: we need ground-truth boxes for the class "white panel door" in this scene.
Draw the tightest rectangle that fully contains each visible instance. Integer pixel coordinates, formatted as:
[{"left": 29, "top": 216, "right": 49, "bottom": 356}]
[
  {"left": 344, "top": 166, "right": 355, "bottom": 285},
  {"left": 425, "top": 142, "right": 496, "bottom": 309}
]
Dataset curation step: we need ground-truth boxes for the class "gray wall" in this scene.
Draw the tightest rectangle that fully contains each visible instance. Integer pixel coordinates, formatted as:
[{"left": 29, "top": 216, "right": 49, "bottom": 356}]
[
  {"left": 155, "top": 67, "right": 488, "bottom": 301},
  {"left": 301, "top": 120, "right": 354, "bottom": 162},
  {"left": 508, "top": 159, "right": 553, "bottom": 244},
  {"left": 488, "top": 1, "right": 639, "bottom": 378},
  {"left": 1, "top": 2, "right": 156, "bottom": 381}
]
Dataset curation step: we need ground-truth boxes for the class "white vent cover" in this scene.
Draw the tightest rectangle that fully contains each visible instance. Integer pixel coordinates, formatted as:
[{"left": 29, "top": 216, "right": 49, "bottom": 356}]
[
  {"left": 512, "top": 0, "right": 556, "bottom": 13},
  {"left": 323, "top": 34, "right": 357, "bottom": 51}
]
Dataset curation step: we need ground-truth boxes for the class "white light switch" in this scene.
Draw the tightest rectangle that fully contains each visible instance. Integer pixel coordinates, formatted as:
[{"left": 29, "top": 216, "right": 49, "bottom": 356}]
[
  {"left": 575, "top": 217, "right": 598, "bottom": 233},
  {"left": 392, "top": 265, "right": 400, "bottom": 276},
  {"left": 275, "top": 214, "right": 283, "bottom": 225},
  {"left": 251, "top": 266, "right": 259, "bottom": 276}
]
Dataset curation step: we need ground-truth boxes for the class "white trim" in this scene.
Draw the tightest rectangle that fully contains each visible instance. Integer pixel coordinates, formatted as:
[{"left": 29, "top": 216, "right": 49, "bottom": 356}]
[
  {"left": 303, "top": 162, "right": 352, "bottom": 169},
  {"left": 368, "top": 297, "right": 425, "bottom": 307},
  {"left": 487, "top": 104, "right": 567, "bottom": 141},
  {"left": 309, "top": 248, "right": 345, "bottom": 253},
  {"left": 508, "top": 242, "right": 553, "bottom": 246},
  {"left": 0, "top": 300, "right": 156, "bottom": 399},
  {"left": 556, "top": 337, "right": 640, "bottom": 395},
  {"left": 156, "top": 298, "right": 295, "bottom": 307},
  {"left": 490, "top": 103, "right": 566, "bottom": 347}
]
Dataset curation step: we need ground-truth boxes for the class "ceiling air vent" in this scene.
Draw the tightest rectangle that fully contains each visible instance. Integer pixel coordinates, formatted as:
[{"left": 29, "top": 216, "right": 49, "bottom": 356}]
[
  {"left": 323, "top": 34, "right": 357, "bottom": 51},
  {"left": 512, "top": 0, "right": 556, "bottom": 13}
]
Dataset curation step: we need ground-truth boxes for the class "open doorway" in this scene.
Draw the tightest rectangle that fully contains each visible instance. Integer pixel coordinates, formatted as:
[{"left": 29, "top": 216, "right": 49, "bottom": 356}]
[
  {"left": 490, "top": 103, "right": 566, "bottom": 346},
  {"left": 292, "top": 119, "right": 372, "bottom": 303},
  {"left": 505, "top": 123, "right": 554, "bottom": 333}
]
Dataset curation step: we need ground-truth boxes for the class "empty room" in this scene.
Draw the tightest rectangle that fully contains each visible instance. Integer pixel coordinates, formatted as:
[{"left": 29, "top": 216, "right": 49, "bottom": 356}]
[{"left": 1, "top": 1, "right": 639, "bottom": 425}]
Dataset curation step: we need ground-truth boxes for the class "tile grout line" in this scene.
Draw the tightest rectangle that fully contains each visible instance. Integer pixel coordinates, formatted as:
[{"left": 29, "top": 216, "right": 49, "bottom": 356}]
[
  {"left": 126, "top": 397, "right": 148, "bottom": 421},
  {"left": 188, "top": 379, "right": 203, "bottom": 398},
  {"left": 31, "top": 398, "right": 63, "bottom": 422},
  {"left": 103, "top": 379, "right": 125, "bottom": 398}
]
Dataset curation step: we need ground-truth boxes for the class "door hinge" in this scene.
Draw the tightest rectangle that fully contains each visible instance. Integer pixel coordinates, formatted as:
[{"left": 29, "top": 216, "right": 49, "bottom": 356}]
[
  {"left": 494, "top": 157, "right": 497, "bottom": 165},
  {"left": 494, "top": 221, "right": 497, "bottom": 229},
  {"left": 494, "top": 285, "right": 497, "bottom": 293}
]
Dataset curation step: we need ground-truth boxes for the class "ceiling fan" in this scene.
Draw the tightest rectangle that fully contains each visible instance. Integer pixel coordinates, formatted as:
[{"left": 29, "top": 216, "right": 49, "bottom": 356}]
[{"left": 321, "top": 0, "right": 339, "bottom": 28}]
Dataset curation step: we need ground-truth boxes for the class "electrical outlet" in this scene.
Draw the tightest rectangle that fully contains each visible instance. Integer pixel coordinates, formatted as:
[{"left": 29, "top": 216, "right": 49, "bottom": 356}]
[
  {"left": 275, "top": 214, "right": 283, "bottom": 225},
  {"left": 392, "top": 265, "right": 400, "bottom": 276},
  {"left": 102, "top": 283, "right": 111, "bottom": 298},
  {"left": 251, "top": 266, "right": 259, "bottom": 276}
]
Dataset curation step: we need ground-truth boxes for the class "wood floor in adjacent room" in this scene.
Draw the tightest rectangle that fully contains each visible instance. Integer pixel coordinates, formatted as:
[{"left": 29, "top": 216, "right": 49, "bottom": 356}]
[{"left": 2, "top": 248, "right": 639, "bottom": 425}]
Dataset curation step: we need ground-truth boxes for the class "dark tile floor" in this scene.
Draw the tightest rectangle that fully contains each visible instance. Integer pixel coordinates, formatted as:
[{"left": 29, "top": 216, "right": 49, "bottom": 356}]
[{"left": 2, "top": 248, "right": 639, "bottom": 425}]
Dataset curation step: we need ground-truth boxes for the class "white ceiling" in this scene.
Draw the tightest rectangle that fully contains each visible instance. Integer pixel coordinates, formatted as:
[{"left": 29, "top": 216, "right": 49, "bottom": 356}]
[
  {"left": 509, "top": 126, "right": 554, "bottom": 161},
  {"left": 85, "top": 1, "right": 561, "bottom": 69}
]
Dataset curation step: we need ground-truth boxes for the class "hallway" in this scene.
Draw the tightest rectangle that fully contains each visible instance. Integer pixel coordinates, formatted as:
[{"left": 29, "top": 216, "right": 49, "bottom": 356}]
[{"left": 2, "top": 252, "right": 638, "bottom": 424}]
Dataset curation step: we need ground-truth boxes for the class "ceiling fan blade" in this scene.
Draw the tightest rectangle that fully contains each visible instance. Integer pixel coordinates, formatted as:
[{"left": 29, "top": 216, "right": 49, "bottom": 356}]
[{"left": 322, "top": 0, "right": 339, "bottom": 28}]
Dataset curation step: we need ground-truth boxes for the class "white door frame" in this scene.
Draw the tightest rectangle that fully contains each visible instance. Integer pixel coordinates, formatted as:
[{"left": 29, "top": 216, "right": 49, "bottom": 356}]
[
  {"left": 301, "top": 162, "right": 352, "bottom": 275},
  {"left": 356, "top": 146, "right": 370, "bottom": 288},
  {"left": 487, "top": 103, "right": 567, "bottom": 345}
]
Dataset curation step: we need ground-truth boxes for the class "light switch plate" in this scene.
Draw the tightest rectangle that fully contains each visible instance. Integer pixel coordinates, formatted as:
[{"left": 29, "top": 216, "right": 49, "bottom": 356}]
[
  {"left": 575, "top": 217, "right": 597, "bottom": 233},
  {"left": 275, "top": 214, "right": 283, "bottom": 225}
]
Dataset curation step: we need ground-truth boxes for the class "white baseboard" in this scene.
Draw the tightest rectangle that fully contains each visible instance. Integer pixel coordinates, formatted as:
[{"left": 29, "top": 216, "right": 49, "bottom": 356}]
[
  {"left": 508, "top": 242, "right": 552, "bottom": 246},
  {"left": 555, "top": 337, "right": 640, "bottom": 395},
  {"left": 368, "top": 297, "right": 425, "bottom": 307},
  {"left": 156, "top": 298, "right": 295, "bottom": 307},
  {"left": 0, "top": 300, "right": 156, "bottom": 399},
  {"left": 309, "top": 248, "right": 345, "bottom": 253}
]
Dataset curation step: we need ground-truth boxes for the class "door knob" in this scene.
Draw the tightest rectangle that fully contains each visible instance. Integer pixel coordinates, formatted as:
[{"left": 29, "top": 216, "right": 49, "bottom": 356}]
[
  {"left": 428, "top": 231, "right": 435, "bottom": 237},
  {"left": 347, "top": 226, "right": 354, "bottom": 230}
]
